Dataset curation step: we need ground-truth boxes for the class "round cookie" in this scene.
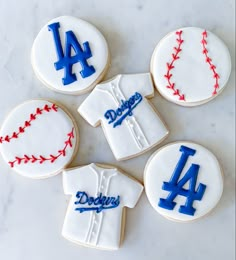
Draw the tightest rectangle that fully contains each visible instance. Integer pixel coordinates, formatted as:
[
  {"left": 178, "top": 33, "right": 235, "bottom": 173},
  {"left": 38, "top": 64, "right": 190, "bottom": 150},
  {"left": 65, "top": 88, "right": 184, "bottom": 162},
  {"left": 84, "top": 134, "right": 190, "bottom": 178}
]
[
  {"left": 0, "top": 100, "right": 78, "bottom": 179},
  {"left": 144, "top": 142, "right": 223, "bottom": 222},
  {"left": 32, "top": 16, "right": 110, "bottom": 95},
  {"left": 151, "top": 27, "right": 231, "bottom": 106}
]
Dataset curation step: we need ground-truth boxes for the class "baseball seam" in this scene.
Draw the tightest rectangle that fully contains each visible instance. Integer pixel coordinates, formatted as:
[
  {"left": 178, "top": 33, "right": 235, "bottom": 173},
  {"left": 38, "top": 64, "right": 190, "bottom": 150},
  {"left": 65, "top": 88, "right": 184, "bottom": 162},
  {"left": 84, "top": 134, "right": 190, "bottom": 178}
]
[
  {"left": 0, "top": 103, "right": 58, "bottom": 144},
  {"left": 201, "top": 30, "right": 220, "bottom": 95},
  {"left": 164, "top": 30, "right": 185, "bottom": 101},
  {"left": 8, "top": 127, "right": 75, "bottom": 168}
]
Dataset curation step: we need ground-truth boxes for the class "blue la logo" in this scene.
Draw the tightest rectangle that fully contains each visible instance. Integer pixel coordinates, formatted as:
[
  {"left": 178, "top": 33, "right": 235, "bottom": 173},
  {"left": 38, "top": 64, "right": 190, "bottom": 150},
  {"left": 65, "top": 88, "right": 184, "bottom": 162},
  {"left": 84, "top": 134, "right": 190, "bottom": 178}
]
[
  {"left": 158, "top": 145, "right": 207, "bottom": 216},
  {"left": 48, "top": 22, "right": 95, "bottom": 85}
]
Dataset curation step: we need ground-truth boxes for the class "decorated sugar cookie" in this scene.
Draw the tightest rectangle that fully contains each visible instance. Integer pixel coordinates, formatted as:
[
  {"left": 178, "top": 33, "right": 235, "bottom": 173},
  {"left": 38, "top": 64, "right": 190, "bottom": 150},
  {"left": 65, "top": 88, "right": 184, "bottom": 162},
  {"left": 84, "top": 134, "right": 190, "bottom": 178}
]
[
  {"left": 0, "top": 100, "right": 78, "bottom": 179},
  {"left": 144, "top": 142, "right": 223, "bottom": 222},
  {"left": 32, "top": 16, "right": 110, "bottom": 95},
  {"left": 78, "top": 73, "right": 169, "bottom": 161},
  {"left": 62, "top": 163, "right": 143, "bottom": 250},
  {"left": 151, "top": 27, "right": 231, "bottom": 106}
]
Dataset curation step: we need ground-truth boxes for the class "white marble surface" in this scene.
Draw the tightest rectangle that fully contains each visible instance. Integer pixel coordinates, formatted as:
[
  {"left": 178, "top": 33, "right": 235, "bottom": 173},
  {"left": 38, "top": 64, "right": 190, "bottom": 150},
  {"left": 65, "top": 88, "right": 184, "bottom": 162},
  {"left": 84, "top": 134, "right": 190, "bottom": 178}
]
[{"left": 0, "top": 0, "right": 235, "bottom": 259}]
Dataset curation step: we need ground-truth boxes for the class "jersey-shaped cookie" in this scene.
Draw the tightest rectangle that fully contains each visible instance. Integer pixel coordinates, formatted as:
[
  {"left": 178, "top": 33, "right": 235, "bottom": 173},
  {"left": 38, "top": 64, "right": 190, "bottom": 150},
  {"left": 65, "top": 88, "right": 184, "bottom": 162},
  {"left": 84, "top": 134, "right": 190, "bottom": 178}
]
[
  {"left": 62, "top": 163, "right": 143, "bottom": 250},
  {"left": 144, "top": 142, "right": 223, "bottom": 222},
  {"left": 0, "top": 100, "right": 78, "bottom": 179},
  {"left": 151, "top": 27, "right": 231, "bottom": 106},
  {"left": 32, "top": 16, "right": 110, "bottom": 95},
  {"left": 78, "top": 73, "right": 169, "bottom": 160}
]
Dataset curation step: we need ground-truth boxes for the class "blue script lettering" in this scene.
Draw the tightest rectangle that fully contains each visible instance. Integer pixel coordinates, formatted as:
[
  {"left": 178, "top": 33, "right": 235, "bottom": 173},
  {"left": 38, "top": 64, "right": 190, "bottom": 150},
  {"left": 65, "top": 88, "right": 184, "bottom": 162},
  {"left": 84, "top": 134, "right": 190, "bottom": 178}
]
[
  {"left": 104, "top": 92, "right": 143, "bottom": 128},
  {"left": 74, "top": 191, "right": 120, "bottom": 213}
]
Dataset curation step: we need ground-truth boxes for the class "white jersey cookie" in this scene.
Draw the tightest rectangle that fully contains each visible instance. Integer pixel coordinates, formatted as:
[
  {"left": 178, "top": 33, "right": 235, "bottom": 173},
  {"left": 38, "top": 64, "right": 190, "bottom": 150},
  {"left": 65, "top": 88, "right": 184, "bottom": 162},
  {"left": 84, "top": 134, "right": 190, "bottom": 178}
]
[
  {"left": 0, "top": 100, "right": 78, "bottom": 179},
  {"left": 32, "top": 16, "right": 110, "bottom": 95},
  {"left": 151, "top": 27, "right": 231, "bottom": 106},
  {"left": 62, "top": 163, "right": 143, "bottom": 250},
  {"left": 144, "top": 142, "right": 223, "bottom": 222},
  {"left": 78, "top": 73, "right": 169, "bottom": 161}
]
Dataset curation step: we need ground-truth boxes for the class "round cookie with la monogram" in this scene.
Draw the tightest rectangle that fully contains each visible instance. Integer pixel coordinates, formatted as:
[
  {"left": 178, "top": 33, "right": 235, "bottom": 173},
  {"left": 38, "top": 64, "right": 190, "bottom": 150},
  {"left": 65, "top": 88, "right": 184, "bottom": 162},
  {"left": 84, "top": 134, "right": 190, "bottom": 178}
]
[
  {"left": 31, "top": 16, "right": 110, "bottom": 95},
  {"left": 144, "top": 142, "right": 223, "bottom": 222}
]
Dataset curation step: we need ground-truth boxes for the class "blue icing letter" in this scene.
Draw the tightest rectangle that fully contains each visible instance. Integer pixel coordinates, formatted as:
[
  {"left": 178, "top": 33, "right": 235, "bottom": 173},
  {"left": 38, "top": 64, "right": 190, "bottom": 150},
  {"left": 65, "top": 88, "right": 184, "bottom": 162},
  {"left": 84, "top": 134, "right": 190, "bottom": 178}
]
[
  {"left": 48, "top": 22, "right": 95, "bottom": 86},
  {"left": 74, "top": 192, "right": 120, "bottom": 213},
  {"left": 104, "top": 110, "right": 117, "bottom": 124},
  {"left": 158, "top": 145, "right": 207, "bottom": 216},
  {"left": 74, "top": 191, "right": 88, "bottom": 204},
  {"left": 104, "top": 92, "right": 143, "bottom": 128}
]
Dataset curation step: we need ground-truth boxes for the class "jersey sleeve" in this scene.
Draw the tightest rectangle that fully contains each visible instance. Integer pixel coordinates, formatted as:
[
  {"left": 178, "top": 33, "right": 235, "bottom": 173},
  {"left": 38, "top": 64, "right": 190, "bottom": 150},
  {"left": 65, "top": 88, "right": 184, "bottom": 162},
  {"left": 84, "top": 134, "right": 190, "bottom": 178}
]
[
  {"left": 119, "top": 173, "right": 143, "bottom": 208},
  {"left": 78, "top": 89, "right": 101, "bottom": 127},
  {"left": 123, "top": 73, "right": 154, "bottom": 98},
  {"left": 63, "top": 167, "right": 83, "bottom": 195},
  {"left": 63, "top": 169, "right": 74, "bottom": 195}
]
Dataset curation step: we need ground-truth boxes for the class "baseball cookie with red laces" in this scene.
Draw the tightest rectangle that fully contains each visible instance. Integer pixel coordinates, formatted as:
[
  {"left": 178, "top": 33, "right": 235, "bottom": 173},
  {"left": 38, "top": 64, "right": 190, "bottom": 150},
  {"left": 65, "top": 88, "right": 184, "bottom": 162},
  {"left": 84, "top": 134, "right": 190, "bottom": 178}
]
[
  {"left": 151, "top": 27, "right": 231, "bottom": 106},
  {"left": 31, "top": 16, "right": 110, "bottom": 95},
  {"left": 0, "top": 100, "right": 78, "bottom": 179}
]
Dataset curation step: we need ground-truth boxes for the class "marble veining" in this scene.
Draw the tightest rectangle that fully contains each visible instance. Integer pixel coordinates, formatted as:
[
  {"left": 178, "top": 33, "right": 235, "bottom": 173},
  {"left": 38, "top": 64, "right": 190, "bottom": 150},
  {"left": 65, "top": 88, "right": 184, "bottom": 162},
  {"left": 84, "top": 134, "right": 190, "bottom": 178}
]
[{"left": 0, "top": 0, "right": 235, "bottom": 260}]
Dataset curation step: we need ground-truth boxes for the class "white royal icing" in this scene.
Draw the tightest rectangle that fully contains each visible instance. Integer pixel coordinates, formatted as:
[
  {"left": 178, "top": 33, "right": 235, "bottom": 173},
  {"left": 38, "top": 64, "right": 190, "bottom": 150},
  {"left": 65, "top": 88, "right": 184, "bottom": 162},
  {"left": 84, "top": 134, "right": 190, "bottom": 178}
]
[
  {"left": 78, "top": 73, "right": 169, "bottom": 160},
  {"left": 31, "top": 16, "right": 110, "bottom": 95},
  {"left": 151, "top": 27, "right": 231, "bottom": 106},
  {"left": 62, "top": 163, "right": 143, "bottom": 250},
  {"left": 0, "top": 100, "right": 78, "bottom": 179},
  {"left": 144, "top": 142, "right": 223, "bottom": 222}
]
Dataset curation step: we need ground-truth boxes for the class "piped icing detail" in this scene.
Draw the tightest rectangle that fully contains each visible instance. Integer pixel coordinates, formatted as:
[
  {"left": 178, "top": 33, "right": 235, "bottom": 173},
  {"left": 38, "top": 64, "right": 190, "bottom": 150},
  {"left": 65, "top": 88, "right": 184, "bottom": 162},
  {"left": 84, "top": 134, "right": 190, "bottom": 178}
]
[
  {"left": 0, "top": 103, "right": 58, "bottom": 144},
  {"left": 8, "top": 127, "right": 75, "bottom": 168},
  {"left": 164, "top": 30, "right": 185, "bottom": 101},
  {"left": 201, "top": 30, "right": 220, "bottom": 95}
]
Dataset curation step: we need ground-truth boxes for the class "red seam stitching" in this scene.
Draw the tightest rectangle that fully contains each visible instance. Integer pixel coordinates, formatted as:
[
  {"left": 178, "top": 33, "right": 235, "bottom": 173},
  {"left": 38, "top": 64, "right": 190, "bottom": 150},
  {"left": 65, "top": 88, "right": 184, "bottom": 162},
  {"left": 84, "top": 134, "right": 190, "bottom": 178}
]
[
  {"left": 8, "top": 127, "right": 75, "bottom": 168},
  {"left": 0, "top": 103, "right": 58, "bottom": 144},
  {"left": 201, "top": 30, "right": 220, "bottom": 95},
  {"left": 164, "top": 30, "right": 185, "bottom": 101}
]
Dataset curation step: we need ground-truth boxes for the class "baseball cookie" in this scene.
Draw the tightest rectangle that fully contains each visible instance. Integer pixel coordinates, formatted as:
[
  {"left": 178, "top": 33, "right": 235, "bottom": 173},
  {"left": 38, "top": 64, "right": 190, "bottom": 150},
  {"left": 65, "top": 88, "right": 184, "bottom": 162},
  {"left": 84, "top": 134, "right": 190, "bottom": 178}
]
[
  {"left": 151, "top": 27, "right": 231, "bottom": 106},
  {"left": 32, "top": 16, "right": 110, "bottom": 95},
  {"left": 78, "top": 73, "right": 169, "bottom": 161},
  {"left": 0, "top": 100, "right": 78, "bottom": 179},
  {"left": 62, "top": 163, "right": 143, "bottom": 250},
  {"left": 144, "top": 142, "right": 223, "bottom": 222}
]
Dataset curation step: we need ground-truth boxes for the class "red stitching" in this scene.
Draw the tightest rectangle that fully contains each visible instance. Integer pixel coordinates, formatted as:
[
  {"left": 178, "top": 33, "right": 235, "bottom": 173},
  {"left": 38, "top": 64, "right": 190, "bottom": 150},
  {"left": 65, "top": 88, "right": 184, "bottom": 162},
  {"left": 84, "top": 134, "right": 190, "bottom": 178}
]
[
  {"left": 201, "top": 30, "right": 220, "bottom": 95},
  {"left": 164, "top": 30, "right": 185, "bottom": 101},
  {"left": 8, "top": 127, "right": 75, "bottom": 168},
  {"left": 0, "top": 103, "right": 58, "bottom": 144}
]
